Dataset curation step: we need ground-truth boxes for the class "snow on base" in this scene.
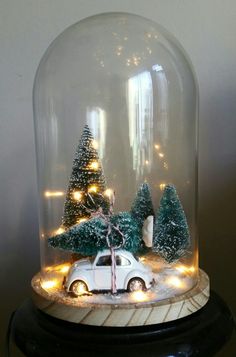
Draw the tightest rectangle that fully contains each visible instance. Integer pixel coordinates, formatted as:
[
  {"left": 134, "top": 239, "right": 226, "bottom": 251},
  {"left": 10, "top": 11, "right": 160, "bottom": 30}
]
[{"left": 40, "top": 260, "right": 196, "bottom": 306}]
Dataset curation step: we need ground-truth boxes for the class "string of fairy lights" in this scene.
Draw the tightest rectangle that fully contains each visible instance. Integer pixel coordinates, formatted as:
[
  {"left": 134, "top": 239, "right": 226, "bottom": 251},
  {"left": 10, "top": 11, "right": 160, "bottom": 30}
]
[
  {"left": 44, "top": 141, "right": 168, "bottom": 236},
  {"left": 41, "top": 142, "right": 195, "bottom": 301}
]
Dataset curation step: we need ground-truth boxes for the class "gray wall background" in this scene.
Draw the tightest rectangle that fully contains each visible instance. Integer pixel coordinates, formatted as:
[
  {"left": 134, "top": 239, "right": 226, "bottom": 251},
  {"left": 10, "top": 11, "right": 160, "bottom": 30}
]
[{"left": 0, "top": 0, "right": 235, "bottom": 353}]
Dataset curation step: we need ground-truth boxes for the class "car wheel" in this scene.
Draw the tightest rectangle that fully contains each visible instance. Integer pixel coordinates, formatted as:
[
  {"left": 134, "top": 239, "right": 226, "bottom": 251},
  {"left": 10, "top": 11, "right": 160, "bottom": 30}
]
[
  {"left": 70, "top": 280, "right": 88, "bottom": 296},
  {"left": 127, "top": 278, "right": 146, "bottom": 292}
]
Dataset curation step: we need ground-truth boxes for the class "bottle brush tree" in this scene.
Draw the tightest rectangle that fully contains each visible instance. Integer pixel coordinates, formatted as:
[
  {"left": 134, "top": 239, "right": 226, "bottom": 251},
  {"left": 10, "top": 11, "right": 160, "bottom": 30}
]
[
  {"left": 130, "top": 182, "right": 154, "bottom": 229},
  {"left": 153, "top": 184, "right": 190, "bottom": 263},
  {"left": 62, "top": 124, "right": 109, "bottom": 229},
  {"left": 49, "top": 212, "right": 142, "bottom": 257}
]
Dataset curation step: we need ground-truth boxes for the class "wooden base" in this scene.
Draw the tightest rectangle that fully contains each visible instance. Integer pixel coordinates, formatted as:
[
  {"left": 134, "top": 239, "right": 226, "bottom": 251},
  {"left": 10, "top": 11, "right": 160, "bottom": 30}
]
[{"left": 31, "top": 269, "right": 209, "bottom": 327}]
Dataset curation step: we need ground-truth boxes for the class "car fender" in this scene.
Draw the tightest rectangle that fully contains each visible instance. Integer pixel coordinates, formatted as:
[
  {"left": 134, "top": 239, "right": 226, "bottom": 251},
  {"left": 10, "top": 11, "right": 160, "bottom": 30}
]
[
  {"left": 67, "top": 271, "right": 92, "bottom": 292},
  {"left": 125, "top": 270, "right": 150, "bottom": 290}
]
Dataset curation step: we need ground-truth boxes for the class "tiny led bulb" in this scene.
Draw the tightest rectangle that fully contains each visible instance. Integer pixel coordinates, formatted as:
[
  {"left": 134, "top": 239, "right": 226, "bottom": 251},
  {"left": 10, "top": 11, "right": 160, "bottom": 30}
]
[
  {"left": 104, "top": 188, "right": 113, "bottom": 198},
  {"left": 154, "top": 144, "right": 160, "bottom": 150},
  {"left": 44, "top": 191, "right": 64, "bottom": 197},
  {"left": 77, "top": 218, "right": 88, "bottom": 224},
  {"left": 73, "top": 191, "right": 82, "bottom": 201},
  {"left": 92, "top": 140, "right": 98, "bottom": 149},
  {"left": 131, "top": 291, "right": 147, "bottom": 302},
  {"left": 60, "top": 265, "right": 70, "bottom": 273},
  {"left": 42, "top": 280, "right": 58, "bottom": 290},
  {"left": 176, "top": 265, "right": 195, "bottom": 274},
  {"left": 167, "top": 277, "right": 183, "bottom": 288},
  {"left": 158, "top": 153, "right": 164, "bottom": 158},
  {"left": 55, "top": 227, "right": 65, "bottom": 235},
  {"left": 88, "top": 185, "right": 97, "bottom": 193},
  {"left": 159, "top": 183, "right": 166, "bottom": 191},
  {"left": 90, "top": 161, "right": 99, "bottom": 170},
  {"left": 75, "top": 282, "right": 87, "bottom": 295}
]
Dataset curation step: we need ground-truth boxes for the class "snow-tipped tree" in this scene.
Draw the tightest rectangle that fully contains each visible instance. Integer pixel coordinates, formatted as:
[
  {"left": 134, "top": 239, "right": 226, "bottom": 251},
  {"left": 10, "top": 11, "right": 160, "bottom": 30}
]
[
  {"left": 130, "top": 182, "right": 154, "bottom": 229},
  {"left": 49, "top": 212, "right": 142, "bottom": 257},
  {"left": 62, "top": 125, "right": 109, "bottom": 228},
  {"left": 153, "top": 184, "right": 190, "bottom": 263}
]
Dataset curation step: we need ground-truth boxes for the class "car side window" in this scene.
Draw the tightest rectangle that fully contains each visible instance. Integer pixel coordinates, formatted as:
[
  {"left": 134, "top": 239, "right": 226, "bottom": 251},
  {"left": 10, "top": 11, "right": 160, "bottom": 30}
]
[
  {"left": 96, "top": 255, "right": 112, "bottom": 266},
  {"left": 116, "top": 255, "right": 131, "bottom": 266}
]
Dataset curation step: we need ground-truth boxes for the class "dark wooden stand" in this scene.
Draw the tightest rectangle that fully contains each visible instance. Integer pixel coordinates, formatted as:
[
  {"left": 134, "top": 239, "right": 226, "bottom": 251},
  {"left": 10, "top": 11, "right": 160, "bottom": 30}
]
[{"left": 8, "top": 291, "right": 235, "bottom": 356}]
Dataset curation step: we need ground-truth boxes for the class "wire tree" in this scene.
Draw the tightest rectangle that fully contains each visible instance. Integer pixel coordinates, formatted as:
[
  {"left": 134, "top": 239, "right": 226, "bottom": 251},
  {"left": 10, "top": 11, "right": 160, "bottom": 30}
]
[
  {"left": 153, "top": 184, "right": 190, "bottom": 263},
  {"left": 62, "top": 125, "right": 109, "bottom": 228}
]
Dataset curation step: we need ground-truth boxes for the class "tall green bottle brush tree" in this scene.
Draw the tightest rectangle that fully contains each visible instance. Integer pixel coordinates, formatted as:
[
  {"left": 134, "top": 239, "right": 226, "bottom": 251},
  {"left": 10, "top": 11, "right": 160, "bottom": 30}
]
[
  {"left": 153, "top": 184, "right": 190, "bottom": 263},
  {"left": 62, "top": 125, "right": 109, "bottom": 229},
  {"left": 49, "top": 124, "right": 143, "bottom": 257},
  {"left": 130, "top": 182, "right": 154, "bottom": 229}
]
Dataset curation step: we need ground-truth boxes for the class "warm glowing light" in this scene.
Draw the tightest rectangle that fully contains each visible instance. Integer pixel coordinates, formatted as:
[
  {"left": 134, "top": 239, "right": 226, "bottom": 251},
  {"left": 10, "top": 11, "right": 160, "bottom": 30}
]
[
  {"left": 88, "top": 185, "right": 98, "bottom": 193},
  {"left": 45, "top": 263, "right": 71, "bottom": 274},
  {"left": 139, "top": 257, "right": 146, "bottom": 262},
  {"left": 73, "top": 191, "right": 82, "bottom": 201},
  {"left": 116, "top": 46, "right": 123, "bottom": 56},
  {"left": 42, "top": 280, "right": 58, "bottom": 290},
  {"left": 104, "top": 188, "right": 113, "bottom": 199},
  {"left": 55, "top": 227, "right": 65, "bottom": 235},
  {"left": 131, "top": 291, "right": 148, "bottom": 302},
  {"left": 90, "top": 161, "right": 99, "bottom": 170},
  {"left": 92, "top": 140, "right": 98, "bottom": 149},
  {"left": 159, "top": 183, "right": 166, "bottom": 191},
  {"left": 60, "top": 264, "right": 71, "bottom": 274},
  {"left": 154, "top": 144, "right": 160, "bottom": 150},
  {"left": 166, "top": 277, "right": 184, "bottom": 288},
  {"left": 44, "top": 191, "right": 64, "bottom": 198},
  {"left": 77, "top": 218, "right": 88, "bottom": 224},
  {"left": 74, "top": 282, "right": 88, "bottom": 296},
  {"left": 176, "top": 265, "right": 195, "bottom": 274},
  {"left": 145, "top": 160, "right": 149, "bottom": 165},
  {"left": 158, "top": 152, "right": 164, "bottom": 158}
]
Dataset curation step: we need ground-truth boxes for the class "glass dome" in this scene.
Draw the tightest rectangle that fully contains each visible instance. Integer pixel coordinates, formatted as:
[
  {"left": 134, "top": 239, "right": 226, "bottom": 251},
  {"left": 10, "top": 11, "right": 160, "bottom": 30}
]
[{"left": 33, "top": 13, "right": 199, "bottom": 311}]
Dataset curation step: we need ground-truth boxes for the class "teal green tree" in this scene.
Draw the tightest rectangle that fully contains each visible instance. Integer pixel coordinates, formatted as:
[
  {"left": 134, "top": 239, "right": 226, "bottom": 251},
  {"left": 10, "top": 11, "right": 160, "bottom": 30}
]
[
  {"left": 130, "top": 182, "right": 154, "bottom": 228},
  {"left": 153, "top": 184, "right": 190, "bottom": 263},
  {"left": 49, "top": 212, "right": 142, "bottom": 256},
  {"left": 62, "top": 125, "right": 109, "bottom": 228}
]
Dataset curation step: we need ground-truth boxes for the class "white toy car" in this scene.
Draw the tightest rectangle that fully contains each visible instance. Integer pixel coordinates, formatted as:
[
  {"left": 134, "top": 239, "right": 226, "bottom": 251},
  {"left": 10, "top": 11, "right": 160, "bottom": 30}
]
[{"left": 65, "top": 249, "right": 154, "bottom": 296}]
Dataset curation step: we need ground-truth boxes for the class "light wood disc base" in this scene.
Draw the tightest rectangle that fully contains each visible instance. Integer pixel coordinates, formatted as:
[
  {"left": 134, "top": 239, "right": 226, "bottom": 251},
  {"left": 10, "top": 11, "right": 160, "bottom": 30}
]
[{"left": 31, "top": 269, "right": 209, "bottom": 327}]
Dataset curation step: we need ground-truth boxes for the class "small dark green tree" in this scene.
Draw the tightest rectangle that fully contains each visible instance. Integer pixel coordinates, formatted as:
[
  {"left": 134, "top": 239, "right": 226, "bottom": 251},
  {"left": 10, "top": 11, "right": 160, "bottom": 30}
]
[
  {"left": 130, "top": 182, "right": 154, "bottom": 228},
  {"left": 62, "top": 125, "right": 109, "bottom": 228},
  {"left": 49, "top": 212, "right": 142, "bottom": 256},
  {"left": 153, "top": 184, "right": 190, "bottom": 263}
]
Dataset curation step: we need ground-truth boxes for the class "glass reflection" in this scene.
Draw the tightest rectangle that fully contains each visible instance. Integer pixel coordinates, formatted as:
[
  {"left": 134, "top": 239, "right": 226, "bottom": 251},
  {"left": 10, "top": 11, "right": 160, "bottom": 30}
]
[{"left": 128, "top": 70, "right": 153, "bottom": 179}]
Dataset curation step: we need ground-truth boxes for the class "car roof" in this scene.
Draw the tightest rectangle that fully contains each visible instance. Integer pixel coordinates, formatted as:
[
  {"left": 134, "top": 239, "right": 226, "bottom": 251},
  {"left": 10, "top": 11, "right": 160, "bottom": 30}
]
[{"left": 97, "top": 249, "right": 134, "bottom": 258}]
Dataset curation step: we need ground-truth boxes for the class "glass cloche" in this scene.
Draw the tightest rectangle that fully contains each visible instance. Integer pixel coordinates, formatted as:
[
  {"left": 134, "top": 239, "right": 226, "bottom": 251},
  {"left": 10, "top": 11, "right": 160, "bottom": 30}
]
[{"left": 32, "top": 12, "right": 209, "bottom": 326}]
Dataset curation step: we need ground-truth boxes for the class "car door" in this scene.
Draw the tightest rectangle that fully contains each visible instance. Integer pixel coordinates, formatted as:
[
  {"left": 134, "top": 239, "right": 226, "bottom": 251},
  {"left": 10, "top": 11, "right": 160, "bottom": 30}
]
[
  {"left": 115, "top": 254, "right": 132, "bottom": 289},
  {"left": 93, "top": 255, "right": 112, "bottom": 290}
]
